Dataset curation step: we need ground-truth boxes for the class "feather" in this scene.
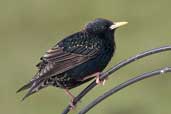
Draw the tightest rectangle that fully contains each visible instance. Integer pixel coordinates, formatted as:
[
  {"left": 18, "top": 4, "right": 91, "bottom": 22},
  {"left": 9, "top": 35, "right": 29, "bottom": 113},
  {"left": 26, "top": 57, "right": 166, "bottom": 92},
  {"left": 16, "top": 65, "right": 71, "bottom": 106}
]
[{"left": 32, "top": 32, "right": 102, "bottom": 82}]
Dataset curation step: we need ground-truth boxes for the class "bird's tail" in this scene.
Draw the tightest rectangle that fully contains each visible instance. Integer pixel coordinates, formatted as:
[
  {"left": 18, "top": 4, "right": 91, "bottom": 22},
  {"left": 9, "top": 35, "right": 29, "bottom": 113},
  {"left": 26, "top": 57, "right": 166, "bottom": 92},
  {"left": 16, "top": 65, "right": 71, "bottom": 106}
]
[
  {"left": 16, "top": 81, "right": 33, "bottom": 93},
  {"left": 17, "top": 79, "right": 47, "bottom": 101}
]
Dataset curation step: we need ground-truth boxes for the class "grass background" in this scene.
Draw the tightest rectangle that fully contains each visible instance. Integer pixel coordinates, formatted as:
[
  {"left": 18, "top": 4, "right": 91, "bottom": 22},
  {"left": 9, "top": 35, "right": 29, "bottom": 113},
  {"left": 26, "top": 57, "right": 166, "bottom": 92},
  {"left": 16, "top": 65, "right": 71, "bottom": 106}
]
[{"left": 1, "top": 0, "right": 171, "bottom": 114}]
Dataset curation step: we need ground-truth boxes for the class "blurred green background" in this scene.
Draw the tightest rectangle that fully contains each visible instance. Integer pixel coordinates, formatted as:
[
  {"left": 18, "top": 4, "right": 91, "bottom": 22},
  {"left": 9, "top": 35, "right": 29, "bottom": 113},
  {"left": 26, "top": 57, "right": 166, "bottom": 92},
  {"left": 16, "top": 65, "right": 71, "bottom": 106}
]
[{"left": 1, "top": 0, "right": 171, "bottom": 114}]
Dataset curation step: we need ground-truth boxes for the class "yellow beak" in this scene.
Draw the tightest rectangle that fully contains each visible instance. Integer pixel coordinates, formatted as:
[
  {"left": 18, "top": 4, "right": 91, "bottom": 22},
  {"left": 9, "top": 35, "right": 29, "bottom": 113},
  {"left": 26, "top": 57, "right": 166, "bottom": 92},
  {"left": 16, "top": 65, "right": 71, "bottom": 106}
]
[{"left": 110, "top": 21, "right": 128, "bottom": 30}]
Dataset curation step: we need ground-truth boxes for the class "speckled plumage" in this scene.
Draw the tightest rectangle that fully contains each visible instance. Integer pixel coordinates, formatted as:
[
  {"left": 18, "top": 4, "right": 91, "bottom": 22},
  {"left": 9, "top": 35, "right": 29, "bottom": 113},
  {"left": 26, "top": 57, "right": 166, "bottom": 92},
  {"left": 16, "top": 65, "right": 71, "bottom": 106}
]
[{"left": 17, "top": 18, "right": 127, "bottom": 100}]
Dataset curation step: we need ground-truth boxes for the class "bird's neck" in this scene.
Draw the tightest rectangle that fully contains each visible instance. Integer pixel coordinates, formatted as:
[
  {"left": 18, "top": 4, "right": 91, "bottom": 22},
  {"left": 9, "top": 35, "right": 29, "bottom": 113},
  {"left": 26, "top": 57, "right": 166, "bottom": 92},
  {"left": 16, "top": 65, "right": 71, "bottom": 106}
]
[{"left": 102, "top": 31, "right": 115, "bottom": 49}]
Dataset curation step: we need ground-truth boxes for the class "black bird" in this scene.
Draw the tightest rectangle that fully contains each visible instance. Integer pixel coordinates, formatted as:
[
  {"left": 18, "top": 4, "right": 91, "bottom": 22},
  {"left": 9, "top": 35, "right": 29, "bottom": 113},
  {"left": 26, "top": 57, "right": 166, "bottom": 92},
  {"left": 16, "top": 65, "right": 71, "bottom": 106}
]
[{"left": 17, "top": 18, "right": 127, "bottom": 104}]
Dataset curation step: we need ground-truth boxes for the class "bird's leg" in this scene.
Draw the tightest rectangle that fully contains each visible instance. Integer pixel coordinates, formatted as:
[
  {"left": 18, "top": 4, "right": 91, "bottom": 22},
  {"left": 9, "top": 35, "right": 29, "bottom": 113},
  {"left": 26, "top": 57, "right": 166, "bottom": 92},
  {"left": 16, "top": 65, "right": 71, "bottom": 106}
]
[
  {"left": 80, "top": 73, "right": 98, "bottom": 81},
  {"left": 80, "top": 72, "right": 107, "bottom": 85},
  {"left": 64, "top": 89, "right": 75, "bottom": 110},
  {"left": 94, "top": 72, "right": 108, "bottom": 85}
]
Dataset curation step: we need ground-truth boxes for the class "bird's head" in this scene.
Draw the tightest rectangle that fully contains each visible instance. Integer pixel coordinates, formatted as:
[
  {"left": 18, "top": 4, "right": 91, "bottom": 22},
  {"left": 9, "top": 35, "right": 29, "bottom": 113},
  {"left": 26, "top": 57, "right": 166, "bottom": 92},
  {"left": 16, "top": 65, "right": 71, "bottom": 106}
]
[{"left": 84, "top": 18, "right": 128, "bottom": 34}]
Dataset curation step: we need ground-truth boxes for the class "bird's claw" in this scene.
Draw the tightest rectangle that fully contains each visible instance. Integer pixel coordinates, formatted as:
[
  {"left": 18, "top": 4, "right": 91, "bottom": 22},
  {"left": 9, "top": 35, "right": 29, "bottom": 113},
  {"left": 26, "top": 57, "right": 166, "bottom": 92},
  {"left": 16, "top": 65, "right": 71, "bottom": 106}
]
[
  {"left": 69, "top": 101, "right": 76, "bottom": 110},
  {"left": 96, "top": 75, "right": 108, "bottom": 85}
]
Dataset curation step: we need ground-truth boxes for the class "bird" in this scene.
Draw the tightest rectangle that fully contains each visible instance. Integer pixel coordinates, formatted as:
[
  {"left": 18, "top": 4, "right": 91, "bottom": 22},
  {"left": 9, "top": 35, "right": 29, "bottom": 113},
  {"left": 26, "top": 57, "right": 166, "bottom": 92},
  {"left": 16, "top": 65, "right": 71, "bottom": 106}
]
[{"left": 17, "top": 18, "right": 127, "bottom": 106}]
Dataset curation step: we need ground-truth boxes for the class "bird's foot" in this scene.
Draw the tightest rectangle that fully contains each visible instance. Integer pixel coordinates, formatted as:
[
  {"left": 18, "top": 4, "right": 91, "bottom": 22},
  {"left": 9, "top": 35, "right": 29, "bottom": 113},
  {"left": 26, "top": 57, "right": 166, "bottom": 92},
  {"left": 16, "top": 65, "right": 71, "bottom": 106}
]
[
  {"left": 69, "top": 100, "right": 76, "bottom": 110},
  {"left": 95, "top": 73, "right": 108, "bottom": 85}
]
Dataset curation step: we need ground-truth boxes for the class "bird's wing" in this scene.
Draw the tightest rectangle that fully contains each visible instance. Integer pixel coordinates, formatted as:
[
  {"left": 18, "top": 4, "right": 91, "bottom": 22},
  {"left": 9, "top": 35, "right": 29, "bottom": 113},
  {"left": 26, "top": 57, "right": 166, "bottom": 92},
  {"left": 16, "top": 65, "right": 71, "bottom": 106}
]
[
  {"left": 17, "top": 32, "right": 103, "bottom": 100},
  {"left": 34, "top": 32, "right": 102, "bottom": 82}
]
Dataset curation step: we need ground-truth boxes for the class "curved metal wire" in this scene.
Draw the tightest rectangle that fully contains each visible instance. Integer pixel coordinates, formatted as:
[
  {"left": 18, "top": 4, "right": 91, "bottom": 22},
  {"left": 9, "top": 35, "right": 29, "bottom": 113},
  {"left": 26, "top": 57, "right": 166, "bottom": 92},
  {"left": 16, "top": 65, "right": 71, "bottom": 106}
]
[
  {"left": 79, "top": 67, "right": 171, "bottom": 114},
  {"left": 61, "top": 45, "right": 171, "bottom": 114}
]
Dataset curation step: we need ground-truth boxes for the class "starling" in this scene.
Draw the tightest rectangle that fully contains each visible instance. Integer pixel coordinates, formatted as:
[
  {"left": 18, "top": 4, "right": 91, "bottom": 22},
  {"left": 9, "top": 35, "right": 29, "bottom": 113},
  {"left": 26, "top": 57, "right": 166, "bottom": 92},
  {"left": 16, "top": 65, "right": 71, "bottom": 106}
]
[{"left": 17, "top": 18, "right": 127, "bottom": 103}]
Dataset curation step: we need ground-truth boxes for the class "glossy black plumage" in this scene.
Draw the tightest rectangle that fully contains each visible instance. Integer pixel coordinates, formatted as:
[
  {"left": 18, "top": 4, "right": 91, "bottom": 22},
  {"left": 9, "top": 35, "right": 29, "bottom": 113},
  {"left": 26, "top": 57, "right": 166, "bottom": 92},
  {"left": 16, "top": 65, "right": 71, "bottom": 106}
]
[{"left": 17, "top": 18, "right": 127, "bottom": 100}]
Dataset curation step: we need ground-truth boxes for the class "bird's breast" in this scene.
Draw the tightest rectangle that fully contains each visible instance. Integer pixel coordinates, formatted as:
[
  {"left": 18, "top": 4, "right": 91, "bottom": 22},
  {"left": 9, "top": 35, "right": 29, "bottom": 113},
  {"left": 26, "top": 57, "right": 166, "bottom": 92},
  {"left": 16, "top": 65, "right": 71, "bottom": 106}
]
[{"left": 98, "top": 44, "right": 115, "bottom": 69}]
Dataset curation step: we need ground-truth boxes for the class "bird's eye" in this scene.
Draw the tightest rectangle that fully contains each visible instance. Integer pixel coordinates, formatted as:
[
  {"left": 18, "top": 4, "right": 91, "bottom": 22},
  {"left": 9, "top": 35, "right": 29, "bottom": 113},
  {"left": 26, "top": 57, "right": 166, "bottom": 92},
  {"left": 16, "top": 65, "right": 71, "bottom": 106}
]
[
  {"left": 100, "top": 26, "right": 106, "bottom": 30},
  {"left": 102, "top": 25, "right": 109, "bottom": 30}
]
